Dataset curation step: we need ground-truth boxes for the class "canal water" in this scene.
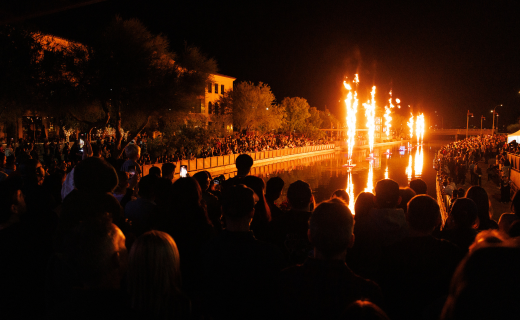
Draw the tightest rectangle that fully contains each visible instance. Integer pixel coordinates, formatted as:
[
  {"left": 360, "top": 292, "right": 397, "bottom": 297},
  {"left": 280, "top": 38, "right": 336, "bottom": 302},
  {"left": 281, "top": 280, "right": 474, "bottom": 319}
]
[{"left": 239, "top": 141, "right": 444, "bottom": 212}]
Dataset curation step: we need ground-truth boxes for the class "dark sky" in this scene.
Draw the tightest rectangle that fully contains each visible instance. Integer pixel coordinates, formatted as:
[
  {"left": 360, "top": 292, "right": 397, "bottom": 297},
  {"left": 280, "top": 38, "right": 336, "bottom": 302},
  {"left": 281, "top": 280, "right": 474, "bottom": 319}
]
[{"left": 8, "top": 0, "right": 520, "bottom": 129}]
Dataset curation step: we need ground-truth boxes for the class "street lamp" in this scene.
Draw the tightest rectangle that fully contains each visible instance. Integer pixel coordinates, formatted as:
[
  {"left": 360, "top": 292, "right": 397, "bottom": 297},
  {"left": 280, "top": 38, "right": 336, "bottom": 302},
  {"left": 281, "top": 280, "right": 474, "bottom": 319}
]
[
  {"left": 466, "top": 110, "right": 474, "bottom": 139},
  {"left": 496, "top": 113, "right": 500, "bottom": 134},
  {"left": 492, "top": 104, "right": 502, "bottom": 135},
  {"left": 480, "top": 115, "right": 486, "bottom": 137}
]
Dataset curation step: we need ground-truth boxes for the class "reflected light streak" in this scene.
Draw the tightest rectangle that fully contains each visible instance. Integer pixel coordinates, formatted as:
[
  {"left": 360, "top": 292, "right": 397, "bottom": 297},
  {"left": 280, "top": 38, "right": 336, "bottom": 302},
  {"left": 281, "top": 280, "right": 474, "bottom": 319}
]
[
  {"left": 414, "top": 146, "right": 423, "bottom": 178},
  {"left": 346, "top": 171, "right": 355, "bottom": 215},
  {"left": 364, "top": 161, "right": 374, "bottom": 193},
  {"left": 406, "top": 154, "right": 413, "bottom": 182}
]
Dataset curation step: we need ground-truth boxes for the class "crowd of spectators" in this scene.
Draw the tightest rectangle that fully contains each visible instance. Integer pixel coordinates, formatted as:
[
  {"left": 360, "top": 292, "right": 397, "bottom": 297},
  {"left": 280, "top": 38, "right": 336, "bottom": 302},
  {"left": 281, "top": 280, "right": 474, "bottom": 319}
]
[
  {"left": 197, "top": 132, "right": 332, "bottom": 159},
  {"left": 435, "top": 135, "right": 514, "bottom": 201},
  {"left": 1, "top": 135, "right": 520, "bottom": 320}
]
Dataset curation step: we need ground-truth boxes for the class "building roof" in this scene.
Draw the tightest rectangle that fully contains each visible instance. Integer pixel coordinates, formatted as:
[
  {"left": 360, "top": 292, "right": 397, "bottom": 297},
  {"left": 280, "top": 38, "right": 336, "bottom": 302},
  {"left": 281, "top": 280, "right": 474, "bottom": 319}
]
[{"left": 212, "top": 73, "right": 236, "bottom": 80}]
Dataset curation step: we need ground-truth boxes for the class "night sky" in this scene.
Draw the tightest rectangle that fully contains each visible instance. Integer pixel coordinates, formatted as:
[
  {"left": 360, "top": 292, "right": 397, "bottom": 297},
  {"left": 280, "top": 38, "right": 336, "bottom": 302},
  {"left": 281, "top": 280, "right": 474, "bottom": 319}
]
[{"left": 5, "top": 0, "right": 520, "bottom": 129}]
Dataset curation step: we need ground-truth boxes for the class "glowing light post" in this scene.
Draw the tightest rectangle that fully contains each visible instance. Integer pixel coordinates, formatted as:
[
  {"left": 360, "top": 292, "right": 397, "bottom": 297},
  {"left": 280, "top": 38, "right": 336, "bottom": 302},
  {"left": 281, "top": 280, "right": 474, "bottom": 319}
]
[
  {"left": 466, "top": 110, "right": 474, "bottom": 139},
  {"left": 491, "top": 104, "right": 502, "bottom": 136},
  {"left": 363, "top": 86, "right": 376, "bottom": 158},
  {"left": 343, "top": 75, "right": 359, "bottom": 167}
]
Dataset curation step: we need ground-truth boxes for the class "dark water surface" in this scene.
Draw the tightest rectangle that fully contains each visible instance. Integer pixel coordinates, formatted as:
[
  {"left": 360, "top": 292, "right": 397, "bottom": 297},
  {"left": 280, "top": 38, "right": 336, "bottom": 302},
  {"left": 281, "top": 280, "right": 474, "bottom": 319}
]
[{"left": 243, "top": 141, "right": 445, "bottom": 211}]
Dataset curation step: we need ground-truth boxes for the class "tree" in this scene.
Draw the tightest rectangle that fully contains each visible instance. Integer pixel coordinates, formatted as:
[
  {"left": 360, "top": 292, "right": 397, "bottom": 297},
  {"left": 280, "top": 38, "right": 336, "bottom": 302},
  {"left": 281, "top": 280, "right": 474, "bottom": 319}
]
[
  {"left": 302, "top": 107, "right": 325, "bottom": 139},
  {"left": 281, "top": 97, "right": 311, "bottom": 135},
  {"left": 218, "top": 81, "right": 282, "bottom": 133},
  {"left": 0, "top": 26, "right": 43, "bottom": 128},
  {"left": 47, "top": 17, "right": 216, "bottom": 157}
]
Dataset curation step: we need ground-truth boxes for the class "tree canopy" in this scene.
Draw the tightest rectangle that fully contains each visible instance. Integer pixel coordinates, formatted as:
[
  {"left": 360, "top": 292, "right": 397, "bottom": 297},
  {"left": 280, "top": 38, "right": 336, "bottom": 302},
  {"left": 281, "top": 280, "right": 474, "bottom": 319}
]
[
  {"left": 219, "top": 81, "right": 282, "bottom": 133},
  {"left": 281, "top": 97, "right": 311, "bottom": 134}
]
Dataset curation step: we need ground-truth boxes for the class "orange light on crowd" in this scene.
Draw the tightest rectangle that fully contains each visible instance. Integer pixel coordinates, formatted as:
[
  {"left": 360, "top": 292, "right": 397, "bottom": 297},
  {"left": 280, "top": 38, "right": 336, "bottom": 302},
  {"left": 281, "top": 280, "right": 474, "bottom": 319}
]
[{"left": 363, "top": 86, "right": 376, "bottom": 153}]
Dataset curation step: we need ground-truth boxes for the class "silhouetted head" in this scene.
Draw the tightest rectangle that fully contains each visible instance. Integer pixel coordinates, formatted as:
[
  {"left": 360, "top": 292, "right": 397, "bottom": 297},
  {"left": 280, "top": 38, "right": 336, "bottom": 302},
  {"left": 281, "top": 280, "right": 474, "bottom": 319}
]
[
  {"left": 265, "top": 176, "right": 284, "bottom": 202},
  {"left": 407, "top": 195, "right": 441, "bottom": 233},
  {"left": 221, "top": 184, "right": 256, "bottom": 220},
  {"left": 74, "top": 157, "right": 118, "bottom": 194},
  {"left": 309, "top": 199, "right": 354, "bottom": 259},
  {"left": 354, "top": 192, "right": 375, "bottom": 220},
  {"left": 287, "top": 180, "right": 313, "bottom": 211},
  {"left": 331, "top": 189, "right": 349, "bottom": 205},
  {"left": 450, "top": 198, "right": 478, "bottom": 229},
  {"left": 397, "top": 187, "right": 416, "bottom": 214},
  {"left": 375, "top": 179, "right": 401, "bottom": 209},
  {"left": 410, "top": 178, "right": 427, "bottom": 195},
  {"left": 235, "top": 154, "right": 253, "bottom": 176}
]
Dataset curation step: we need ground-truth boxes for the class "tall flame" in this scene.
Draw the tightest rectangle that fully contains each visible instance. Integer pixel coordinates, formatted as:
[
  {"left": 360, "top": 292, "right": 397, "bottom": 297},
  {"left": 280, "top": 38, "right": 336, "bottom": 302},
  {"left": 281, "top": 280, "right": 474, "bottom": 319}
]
[
  {"left": 416, "top": 113, "right": 424, "bottom": 145},
  {"left": 407, "top": 113, "right": 414, "bottom": 139},
  {"left": 346, "top": 171, "right": 355, "bottom": 214},
  {"left": 344, "top": 75, "right": 359, "bottom": 161},
  {"left": 363, "top": 86, "right": 376, "bottom": 152},
  {"left": 384, "top": 91, "right": 394, "bottom": 138}
]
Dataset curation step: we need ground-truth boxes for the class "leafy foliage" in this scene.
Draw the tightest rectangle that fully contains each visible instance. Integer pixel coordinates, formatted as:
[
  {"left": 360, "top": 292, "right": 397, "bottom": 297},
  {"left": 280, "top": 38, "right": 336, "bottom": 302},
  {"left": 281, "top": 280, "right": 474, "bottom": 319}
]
[
  {"left": 281, "top": 97, "right": 311, "bottom": 134},
  {"left": 218, "top": 81, "right": 282, "bottom": 133}
]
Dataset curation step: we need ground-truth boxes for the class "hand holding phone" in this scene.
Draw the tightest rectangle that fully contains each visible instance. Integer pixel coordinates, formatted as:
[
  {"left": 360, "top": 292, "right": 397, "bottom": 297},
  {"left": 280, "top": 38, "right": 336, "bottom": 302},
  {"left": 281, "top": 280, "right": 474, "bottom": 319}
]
[{"left": 180, "top": 165, "right": 188, "bottom": 178}]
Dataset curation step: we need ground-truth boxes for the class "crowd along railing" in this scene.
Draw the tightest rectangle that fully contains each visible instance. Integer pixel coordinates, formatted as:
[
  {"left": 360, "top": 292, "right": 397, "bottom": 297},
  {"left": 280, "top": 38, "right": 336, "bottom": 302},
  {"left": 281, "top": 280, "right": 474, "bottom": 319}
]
[
  {"left": 142, "top": 144, "right": 337, "bottom": 177},
  {"left": 507, "top": 153, "right": 520, "bottom": 193},
  {"left": 435, "top": 172, "right": 450, "bottom": 230}
]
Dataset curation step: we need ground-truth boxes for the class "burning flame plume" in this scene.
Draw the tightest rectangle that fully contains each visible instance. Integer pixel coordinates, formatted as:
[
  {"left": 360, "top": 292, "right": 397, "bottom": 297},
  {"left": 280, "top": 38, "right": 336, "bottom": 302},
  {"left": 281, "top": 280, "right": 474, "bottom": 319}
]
[
  {"left": 407, "top": 113, "right": 414, "bottom": 139},
  {"left": 384, "top": 91, "right": 394, "bottom": 138},
  {"left": 363, "top": 86, "right": 376, "bottom": 152},
  {"left": 346, "top": 171, "right": 355, "bottom": 214},
  {"left": 416, "top": 113, "right": 424, "bottom": 145},
  {"left": 365, "top": 161, "right": 374, "bottom": 193},
  {"left": 414, "top": 146, "right": 423, "bottom": 178},
  {"left": 343, "top": 75, "right": 359, "bottom": 161}
]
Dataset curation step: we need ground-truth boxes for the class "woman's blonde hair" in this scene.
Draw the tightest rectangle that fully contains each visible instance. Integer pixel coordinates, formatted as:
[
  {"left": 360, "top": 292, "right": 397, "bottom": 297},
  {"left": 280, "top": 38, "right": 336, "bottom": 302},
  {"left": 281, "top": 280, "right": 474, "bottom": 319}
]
[{"left": 127, "top": 230, "right": 182, "bottom": 318}]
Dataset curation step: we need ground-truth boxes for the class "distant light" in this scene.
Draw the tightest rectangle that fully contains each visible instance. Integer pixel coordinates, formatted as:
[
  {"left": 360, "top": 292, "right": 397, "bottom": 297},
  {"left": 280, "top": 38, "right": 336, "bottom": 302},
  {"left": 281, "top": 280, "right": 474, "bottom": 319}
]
[{"left": 266, "top": 108, "right": 269, "bottom": 110}]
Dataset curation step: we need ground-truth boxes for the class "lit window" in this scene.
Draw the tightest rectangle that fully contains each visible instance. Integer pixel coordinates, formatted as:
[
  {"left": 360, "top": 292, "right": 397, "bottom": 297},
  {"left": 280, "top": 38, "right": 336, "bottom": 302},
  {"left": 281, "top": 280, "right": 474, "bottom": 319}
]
[
  {"left": 215, "top": 84, "right": 218, "bottom": 94},
  {"left": 221, "top": 84, "right": 224, "bottom": 94},
  {"left": 208, "top": 83, "right": 212, "bottom": 93}
]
